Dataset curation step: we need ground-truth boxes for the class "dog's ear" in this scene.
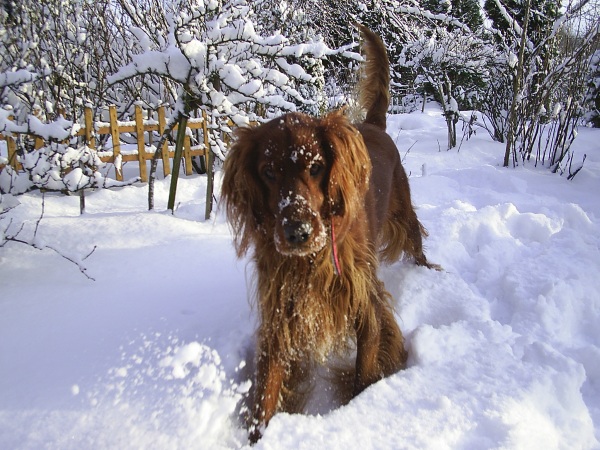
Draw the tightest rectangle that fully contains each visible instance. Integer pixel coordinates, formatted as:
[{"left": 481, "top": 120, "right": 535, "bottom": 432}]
[
  {"left": 221, "top": 126, "right": 266, "bottom": 256},
  {"left": 319, "top": 110, "right": 371, "bottom": 227}
]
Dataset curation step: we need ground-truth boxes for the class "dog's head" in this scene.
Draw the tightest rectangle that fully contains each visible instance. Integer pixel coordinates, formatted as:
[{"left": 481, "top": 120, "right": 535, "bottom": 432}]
[{"left": 221, "top": 110, "right": 371, "bottom": 257}]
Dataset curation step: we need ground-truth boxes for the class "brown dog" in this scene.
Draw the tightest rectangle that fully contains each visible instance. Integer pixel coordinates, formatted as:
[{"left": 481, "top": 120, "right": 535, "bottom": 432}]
[{"left": 221, "top": 25, "right": 437, "bottom": 442}]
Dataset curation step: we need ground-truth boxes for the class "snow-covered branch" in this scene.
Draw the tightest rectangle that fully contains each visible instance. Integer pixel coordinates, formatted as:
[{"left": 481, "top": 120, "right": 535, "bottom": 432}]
[
  {"left": 396, "top": 4, "right": 477, "bottom": 35},
  {"left": 0, "top": 70, "right": 38, "bottom": 89},
  {"left": 109, "top": 0, "right": 354, "bottom": 125},
  {"left": 0, "top": 143, "right": 139, "bottom": 195},
  {"left": 0, "top": 108, "right": 75, "bottom": 141}
]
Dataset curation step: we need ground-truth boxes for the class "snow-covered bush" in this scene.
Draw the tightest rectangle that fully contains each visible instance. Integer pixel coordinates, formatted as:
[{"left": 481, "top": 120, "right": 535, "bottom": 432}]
[
  {"left": 0, "top": 0, "right": 131, "bottom": 123},
  {"left": 0, "top": 107, "right": 136, "bottom": 196},
  {"left": 0, "top": 105, "right": 73, "bottom": 142},
  {"left": 493, "top": 0, "right": 599, "bottom": 171},
  {"left": 109, "top": 0, "right": 349, "bottom": 159},
  {"left": 0, "top": 143, "right": 137, "bottom": 195},
  {"left": 398, "top": 27, "right": 498, "bottom": 148},
  {"left": 584, "top": 50, "right": 600, "bottom": 128}
]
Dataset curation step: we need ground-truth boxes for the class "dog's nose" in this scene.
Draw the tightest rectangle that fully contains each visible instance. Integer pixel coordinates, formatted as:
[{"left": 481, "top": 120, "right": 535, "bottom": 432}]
[{"left": 283, "top": 221, "right": 312, "bottom": 245}]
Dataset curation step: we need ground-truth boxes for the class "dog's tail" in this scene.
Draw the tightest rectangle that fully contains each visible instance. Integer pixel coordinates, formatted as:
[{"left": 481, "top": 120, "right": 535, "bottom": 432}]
[{"left": 358, "top": 24, "right": 390, "bottom": 131}]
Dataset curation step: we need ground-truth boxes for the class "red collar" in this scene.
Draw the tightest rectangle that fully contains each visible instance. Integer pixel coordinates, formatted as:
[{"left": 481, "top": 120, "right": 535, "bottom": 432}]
[{"left": 331, "top": 220, "right": 342, "bottom": 276}]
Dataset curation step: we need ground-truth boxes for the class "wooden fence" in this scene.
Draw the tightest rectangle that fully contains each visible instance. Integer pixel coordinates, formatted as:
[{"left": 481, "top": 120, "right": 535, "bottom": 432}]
[{"left": 0, "top": 105, "right": 211, "bottom": 183}]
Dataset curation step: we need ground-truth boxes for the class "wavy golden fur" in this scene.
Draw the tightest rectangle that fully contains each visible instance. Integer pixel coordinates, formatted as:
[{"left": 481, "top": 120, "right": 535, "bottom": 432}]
[{"left": 221, "top": 25, "right": 437, "bottom": 443}]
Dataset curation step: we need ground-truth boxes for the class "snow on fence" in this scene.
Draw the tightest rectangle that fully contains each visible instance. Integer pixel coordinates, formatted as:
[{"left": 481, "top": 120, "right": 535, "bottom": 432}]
[{"left": 0, "top": 105, "right": 210, "bottom": 183}]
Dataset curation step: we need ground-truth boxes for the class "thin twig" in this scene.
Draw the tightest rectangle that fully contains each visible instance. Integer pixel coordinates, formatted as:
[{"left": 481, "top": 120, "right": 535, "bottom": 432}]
[
  {"left": 402, "top": 141, "right": 417, "bottom": 163},
  {"left": 3, "top": 236, "right": 96, "bottom": 281},
  {"left": 1, "top": 197, "right": 96, "bottom": 281},
  {"left": 33, "top": 192, "right": 46, "bottom": 237},
  {"left": 43, "top": 243, "right": 96, "bottom": 281},
  {"left": 82, "top": 245, "right": 97, "bottom": 261}
]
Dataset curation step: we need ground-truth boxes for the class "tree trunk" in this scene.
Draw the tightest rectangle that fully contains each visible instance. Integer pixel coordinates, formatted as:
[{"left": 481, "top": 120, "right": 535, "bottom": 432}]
[
  {"left": 504, "top": 0, "right": 532, "bottom": 167},
  {"left": 205, "top": 140, "right": 214, "bottom": 220},
  {"left": 447, "top": 114, "right": 457, "bottom": 149},
  {"left": 148, "top": 114, "right": 179, "bottom": 211},
  {"left": 167, "top": 114, "right": 189, "bottom": 213}
]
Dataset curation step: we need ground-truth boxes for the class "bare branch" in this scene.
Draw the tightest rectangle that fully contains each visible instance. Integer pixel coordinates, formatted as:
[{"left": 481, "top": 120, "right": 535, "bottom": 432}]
[{"left": 1, "top": 197, "right": 96, "bottom": 281}]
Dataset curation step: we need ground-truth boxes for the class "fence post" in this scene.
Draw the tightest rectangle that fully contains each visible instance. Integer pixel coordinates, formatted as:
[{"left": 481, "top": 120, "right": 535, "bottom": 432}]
[
  {"left": 202, "top": 110, "right": 210, "bottom": 165},
  {"left": 6, "top": 137, "right": 20, "bottom": 170},
  {"left": 157, "top": 105, "right": 171, "bottom": 177},
  {"left": 32, "top": 107, "right": 44, "bottom": 149},
  {"left": 108, "top": 105, "right": 123, "bottom": 181},
  {"left": 134, "top": 104, "right": 148, "bottom": 182},
  {"left": 4, "top": 113, "right": 21, "bottom": 171},
  {"left": 184, "top": 133, "right": 193, "bottom": 176},
  {"left": 84, "top": 107, "right": 95, "bottom": 149}
]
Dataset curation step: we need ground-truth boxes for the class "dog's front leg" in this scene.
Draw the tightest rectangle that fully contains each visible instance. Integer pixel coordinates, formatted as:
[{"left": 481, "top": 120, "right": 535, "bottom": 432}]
[
  {"left": 354, "top": 310, "right": 382, "bottom": 395},
  {"left": 250, "top": 348, "right": 285, "bottom": 443},
  {"left": 354, "top": 291, "right": 407, "bottom": 395}
]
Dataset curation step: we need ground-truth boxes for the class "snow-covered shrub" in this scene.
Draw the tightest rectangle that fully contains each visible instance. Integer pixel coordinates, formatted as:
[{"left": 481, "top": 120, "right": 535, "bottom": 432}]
[
  {"left": 0, "top": 0, "right": 132, "bottom": 124},
  {"left": 0, "top": 105, "right": 73, "bottom": 143},
  {"left": 494, "top": 0, "right": 599, "bottom": 171},
  {"left": 0, "top": 106, "right": 136, "bottom": 196},
  {"left": 398, "top": 27, "right": 497, "bottom": 148},
  {"left": 584, "top": 50, "right": 600, "bottom": 128},
  {"left": 109, "top": 0, "right": 350, "bottom": 159},
  {"left": 0, "top": 142, "right": 137, "bottom": 195}
]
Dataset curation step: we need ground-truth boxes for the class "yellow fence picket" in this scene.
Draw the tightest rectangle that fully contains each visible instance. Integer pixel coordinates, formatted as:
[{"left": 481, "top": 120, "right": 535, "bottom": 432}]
[
  {"left": 84, "top": 107, "right": 95, "bottom": 149},
  {"left": 5, "top": 135, "right": 20, "bottom": 170},
  {"left": 157, "top": 106, "right": 171, "bottom": 177},
  {"left": 202, "top": 110, "right": 210, "bottom": 166},
  {"left": 108, "top": 105, "right": 123, "bottom": 181},
  {"left": 184, "top": 134, "right": 193, "bottom": 176},
  {"left": 1, "top": 113, "right": 21, "bottom": 171},
  {"left": 134, "top": 105, "right": 148, "bottom": 182}
]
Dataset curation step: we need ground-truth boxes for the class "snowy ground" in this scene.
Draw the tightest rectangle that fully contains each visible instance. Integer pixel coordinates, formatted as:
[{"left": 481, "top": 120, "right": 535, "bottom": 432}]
[{"left": 1, "top": 108, "right": 599, "bottom": 449}]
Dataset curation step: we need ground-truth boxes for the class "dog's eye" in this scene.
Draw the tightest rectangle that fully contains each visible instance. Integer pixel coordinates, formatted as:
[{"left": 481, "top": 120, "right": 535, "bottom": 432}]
[
  {"left": 263, "top": 167, "right": 276, "bottom": 181},
  {"left": 309, "top": 163, "right": 323, "bottom": 177}
]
